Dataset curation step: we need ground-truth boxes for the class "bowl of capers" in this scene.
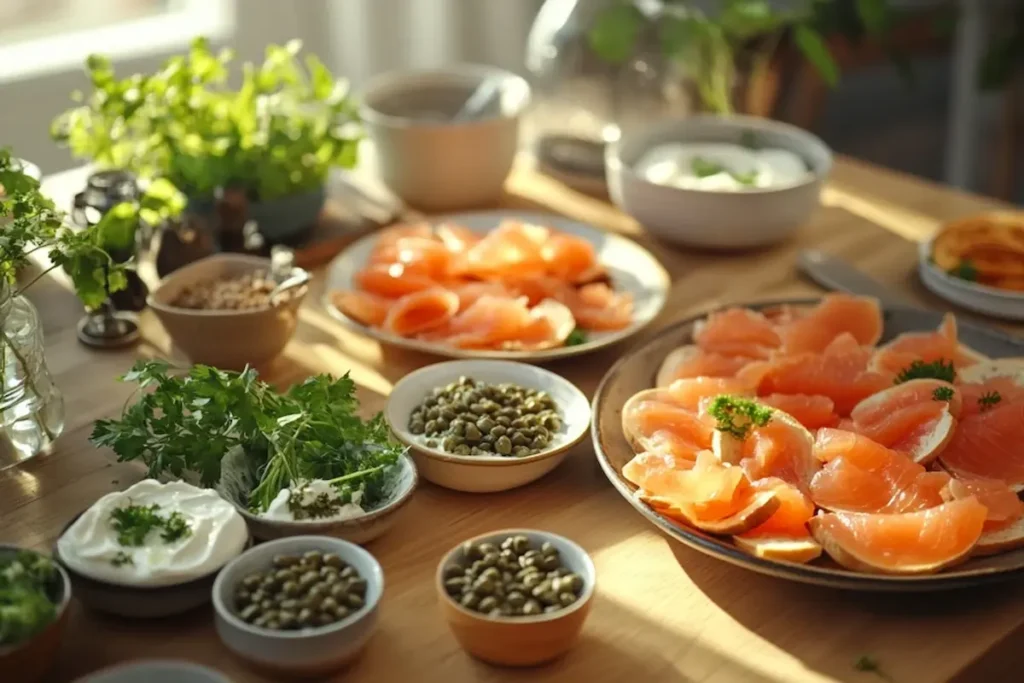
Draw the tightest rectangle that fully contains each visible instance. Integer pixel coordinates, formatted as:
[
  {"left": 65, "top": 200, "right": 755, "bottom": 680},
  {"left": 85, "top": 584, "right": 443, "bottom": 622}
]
[
  {"left": 385, "top": 360, "right": 592, "bottom": 493},
  {"left": 211, "top": 536, "right": 383, "bottom": 677},
  {"left": 436, "top": 529, "right": 595, "bottom": 667}
]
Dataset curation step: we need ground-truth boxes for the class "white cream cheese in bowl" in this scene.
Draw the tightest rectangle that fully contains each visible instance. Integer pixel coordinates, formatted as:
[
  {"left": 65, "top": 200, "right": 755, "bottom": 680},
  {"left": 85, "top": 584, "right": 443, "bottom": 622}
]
[
  {"left": 260, "top": 480, "right": 367, "bottom": 523},
  {"left": 57, "top": 479, "right": 248, "bottom": 587},
  {"left": 635, "top": 142, "right": 810, "bottom": 192}
]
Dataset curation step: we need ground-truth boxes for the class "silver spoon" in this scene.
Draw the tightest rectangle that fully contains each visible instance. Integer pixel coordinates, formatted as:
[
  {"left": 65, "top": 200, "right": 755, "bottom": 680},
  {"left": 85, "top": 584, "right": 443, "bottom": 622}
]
[
  {"left": 269, "top": 270, "right": 311, "bottom": 305},
  {"left": 453, "top": 76, "right": 503, "bottom": 122}
]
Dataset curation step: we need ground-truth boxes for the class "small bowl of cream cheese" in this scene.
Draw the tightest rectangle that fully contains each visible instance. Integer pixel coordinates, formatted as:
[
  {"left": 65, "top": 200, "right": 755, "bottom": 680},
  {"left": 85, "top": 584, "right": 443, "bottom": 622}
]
[
  {"left": 606, "top": 115, "right": 833, "bottom": 249},
  {"left": 54, "top": 479, "right": 250, "bottom": 618}
]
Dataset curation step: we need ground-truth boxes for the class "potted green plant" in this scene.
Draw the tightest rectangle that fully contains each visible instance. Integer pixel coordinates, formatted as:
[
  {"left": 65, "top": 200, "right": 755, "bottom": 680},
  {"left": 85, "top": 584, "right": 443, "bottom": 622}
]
[
  {"left": 51, "top": 37, "right": 362, "bottom": 246},
  {"left": 0, "top": 147, "right": 146, "bottom": 463}
]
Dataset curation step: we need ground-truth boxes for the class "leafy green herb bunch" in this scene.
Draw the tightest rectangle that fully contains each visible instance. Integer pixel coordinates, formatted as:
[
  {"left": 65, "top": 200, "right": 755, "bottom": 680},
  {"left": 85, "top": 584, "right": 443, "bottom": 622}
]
[{"left": 52, "top": 37, "right": 362, "bottom": 202}]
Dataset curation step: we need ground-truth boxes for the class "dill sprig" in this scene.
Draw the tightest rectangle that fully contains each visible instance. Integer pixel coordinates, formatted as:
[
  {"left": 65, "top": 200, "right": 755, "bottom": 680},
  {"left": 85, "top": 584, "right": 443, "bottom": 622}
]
[
  {"left": 932, "top": 386, "right": 954, "bottom": 402},
  {"left": 707, "top": 395, "right": 773, "bottom": 440},
  {"left": 565, "top": 328, "right": 587, "bottom": 347},
  {"left": 978, "top": 391, "right": 1002, "bottom": 412},
  {"left": 947, "top": 259, "right": 978, "bottom": 282},
  {"left": 854, "top": 654, "right": 895, "bottom": 682},
  {"left": 894, "top": 359, "right": 956, "bottom": 385},
  {"left": 110, "top": 551, "right": 134, "bottom": 568}
]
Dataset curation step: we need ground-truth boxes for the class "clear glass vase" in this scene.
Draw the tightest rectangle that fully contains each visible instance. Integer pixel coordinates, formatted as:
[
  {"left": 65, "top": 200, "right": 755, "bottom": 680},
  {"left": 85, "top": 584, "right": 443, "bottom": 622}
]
[{"left": 0, "top": 282, "right": 65, "bottom": 468}]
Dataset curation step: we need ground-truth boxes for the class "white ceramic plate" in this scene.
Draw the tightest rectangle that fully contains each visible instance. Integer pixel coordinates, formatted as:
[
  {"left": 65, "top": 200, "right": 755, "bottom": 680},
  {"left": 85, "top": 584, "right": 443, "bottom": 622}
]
[
  {"left": 918, "top": 239, "right": 1024, "bottom": 321},
  {"left": 322, "top": 210, "right": 670, "bottom": 360},
  {"left": 384, "top": 360, "right": 591, "bottom": 492}
]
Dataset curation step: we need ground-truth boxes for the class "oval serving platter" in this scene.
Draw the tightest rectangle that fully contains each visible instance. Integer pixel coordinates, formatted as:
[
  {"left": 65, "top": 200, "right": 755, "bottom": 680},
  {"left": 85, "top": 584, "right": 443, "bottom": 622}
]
[
  {"left": 592, "top": 298, "right": 1024, "bottom": 592},
  {"left": 323, "top": 210, "right": 670, "bottom": 362}
]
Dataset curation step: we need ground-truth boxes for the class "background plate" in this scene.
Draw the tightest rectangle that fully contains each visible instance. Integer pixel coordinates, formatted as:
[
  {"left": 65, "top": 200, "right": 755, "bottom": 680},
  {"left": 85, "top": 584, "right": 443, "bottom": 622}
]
[
  {"left": 918, "top": 239, "right": 1024, "bottom": 322},
  {"left": 323, "top": 210, "right": 669, "bottom": 361},
  {"left": 592, "top": 298, "right": 1024, "bottom": 591}
]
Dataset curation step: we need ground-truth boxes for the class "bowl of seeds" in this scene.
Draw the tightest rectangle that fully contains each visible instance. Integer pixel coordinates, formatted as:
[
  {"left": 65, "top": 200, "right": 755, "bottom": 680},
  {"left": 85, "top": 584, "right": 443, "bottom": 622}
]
[
  {"left": 212, "top": 535, "right": 383, "bottom": 677},
  {"left": 385, "top": 360, "right": 591, "bottom": 492},
  {"left": 436, "top": 529, "right": 595, "bottom": 667},
  {"left": 148, "top": 253, "right": 309, "bottom": 370}
]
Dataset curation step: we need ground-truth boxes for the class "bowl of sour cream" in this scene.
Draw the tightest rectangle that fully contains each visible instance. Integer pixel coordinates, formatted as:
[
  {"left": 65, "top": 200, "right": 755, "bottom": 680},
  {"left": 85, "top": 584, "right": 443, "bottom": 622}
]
[
  {"left": 606, "top": 115, "right": 832, "bottom": 249},
  {"left": 54, "top": 479, "right": 249, "bottom": 618}
]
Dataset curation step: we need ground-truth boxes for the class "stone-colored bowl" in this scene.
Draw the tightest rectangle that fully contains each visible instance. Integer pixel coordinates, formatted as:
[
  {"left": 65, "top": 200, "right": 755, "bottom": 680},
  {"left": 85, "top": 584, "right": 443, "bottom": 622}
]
[
  {"left": 0, "top": 545, "right": 72, "bottom": 683},
  {"left": 76, "top": 660, "right": 232, "bottom": 683},
  {"left": 385, "top": 360, "right": 591, "bottom": 493},
  {"left": 436, "top": 529, "right": 595, "bottom": 666},
  {"left": 148, "top": 253, "right": 308, "bottom": 370},
  {"left": 234, "top": 453, "right": 418, "bottom": 543},
  {"left": 607, "top": 114, "right": 833, "bottom": 249},
  {"left": 360, "top": 64, "right": 531, "bottom": 212},
  {"left": 212, "top": 536, "right": 384, "bottom": 677}
]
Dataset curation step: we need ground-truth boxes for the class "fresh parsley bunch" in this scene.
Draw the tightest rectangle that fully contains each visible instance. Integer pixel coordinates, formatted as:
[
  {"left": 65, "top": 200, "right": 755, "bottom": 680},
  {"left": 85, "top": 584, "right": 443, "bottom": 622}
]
[
  {"left": 90, "top": 361, "right": 404, "bottom": 512},
  {"left": 52, "top": 37, "right": 362, "bottom": 201}
]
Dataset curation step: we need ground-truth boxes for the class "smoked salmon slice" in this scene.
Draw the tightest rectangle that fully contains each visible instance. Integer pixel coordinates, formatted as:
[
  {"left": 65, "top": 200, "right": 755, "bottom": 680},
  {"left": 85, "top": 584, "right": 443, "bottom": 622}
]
[
  {"left": 693, "top": 307, "right": 781, "bottom": 360},
  {"left": 735, "top": 478, "right": 823, "bottom": 564},
  {"left": 354, "top": 263, "right": 438, "bottom": 298},
  {"left": 938, "top": 402, "right": 1024, "bottom": 491},
  {"left": 758, "top": 394, "right": 839, "bottom": 430},
  {"left": 871, "top": 313, "right": 984, "bottom": 375},
  {"left": 330, "top": 290, "right": 392, "bottom": 327},
  {"left": 754, "top": 334, "right": 892, "bottom": 415},
  {"left": 776, "top": 293, "right": 883, "bottom": 354},
  {"left": 809, "top": 429, "right": 950, "bottom": 514},
  {"left": 382, "top": 289, "right": 459, "bottom": 336},
  {"left": 847, "top": 379, "right": 960, "bottom": 464},
  {"left": 810, "top": 497, "right": 987, "bottom": 574},
  {"left": 656, "top": 346, "right": 755, "bottom": 386}
]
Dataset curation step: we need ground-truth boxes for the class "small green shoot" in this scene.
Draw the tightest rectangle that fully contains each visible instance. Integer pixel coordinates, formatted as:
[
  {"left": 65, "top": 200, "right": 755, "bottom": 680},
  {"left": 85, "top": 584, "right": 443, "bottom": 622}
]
[
  {"left": 565, "top": 328, "right": 587, "bottom": 347},
  {"left": 932, "top": 386, "right": 954, "bottom": 402},
  {"left": 691, "top": 156, "right": 725, "bottom": 178},
  {"left": 111, "top": 551, "right": 134, "bottom": 568},
  {"left": 947, "top": 260, "right": 978, "bottom": 282}
]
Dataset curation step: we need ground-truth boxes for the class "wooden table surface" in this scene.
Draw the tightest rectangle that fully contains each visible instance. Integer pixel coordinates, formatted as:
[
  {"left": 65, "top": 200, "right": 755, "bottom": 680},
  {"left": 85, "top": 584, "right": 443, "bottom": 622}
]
[{"left": 4, "top": 157, "right": 1023, "bottom": 683}]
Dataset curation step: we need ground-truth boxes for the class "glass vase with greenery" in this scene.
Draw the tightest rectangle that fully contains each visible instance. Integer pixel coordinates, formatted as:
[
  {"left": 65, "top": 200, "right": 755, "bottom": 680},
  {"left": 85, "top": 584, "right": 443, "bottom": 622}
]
[{"left": 0, "top": 148, "right": 179, "bottom": 465}]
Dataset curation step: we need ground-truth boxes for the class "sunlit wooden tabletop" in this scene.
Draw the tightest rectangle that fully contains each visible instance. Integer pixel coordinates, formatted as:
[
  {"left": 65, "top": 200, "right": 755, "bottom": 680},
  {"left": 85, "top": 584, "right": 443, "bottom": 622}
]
[{"left": 3, "top": 156, "right": 1023, "bottom": 683}]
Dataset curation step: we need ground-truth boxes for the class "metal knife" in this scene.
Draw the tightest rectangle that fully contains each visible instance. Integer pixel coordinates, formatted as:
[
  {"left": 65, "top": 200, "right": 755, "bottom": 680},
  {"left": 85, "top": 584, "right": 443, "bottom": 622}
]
[{"left": 797, "top": 250, "right": 917, "bottom": 308}]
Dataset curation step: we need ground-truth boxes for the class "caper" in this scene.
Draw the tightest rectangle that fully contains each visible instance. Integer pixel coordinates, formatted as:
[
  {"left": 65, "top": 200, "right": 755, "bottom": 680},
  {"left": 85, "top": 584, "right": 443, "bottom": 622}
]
[
  {"left": 260, "top": 599, "right": 274, "bottom": 611},
  {"left": 272, "top": 554, "right": 299, "bottom": 569},
  {"left": 464, "top": 424, "right": 482, "bottom": 441},
  {"left": 511, "top": 418, "right": 526, "bottom": 429},
  {"left": 443, "top": 564, "right": 464, "bottom": 580},
  {"left": 511, "top": 432, "right": 528, "bottom": 447},
  {"left": 454, "top": 444, "right": 471, "bottom": 455},
  {"left": 563, "top": 573, "right": 583, "bottom": 593},
  {"left": 320, "top": 596, "right": 339, "bottom": 613},
  {"left": 474, "top": 578, "right": 495, "bottom": 596},
  {"left": 302, "top": 550, "right": 323, "bottom": 567},
  {"left": 348, "top": 578, "right": 368, "bottom": 597},
  {"left": 427, "top": 407, "right": 441, "bottom": 420},
  {"left": 559, "top": 592, "right": 577, "bottom": 606},
  {"left": 330, "top": 583, "right": 348, "bottom": 600},
  {"left": 540, "top": 541, "right": 557, "bottom": 556},
  {"left": 280, "top": 580, "right": 299, "bottom": 597},
  {"left": 522, "top": 600, "right": 543, "bottom": 616},
  {"left": 476, "top": 416, "right": 496, "bottom": 432},
  {"left": 280, "top": 598, "right": 299, "bottom": 611},
  {"left": 522, "top": 573, "right": 544, "bottom": 589},
  {"left": 442, "top": 436, "right": 458, "bottom": 451},
  {"left": 496, "top": 415, "right": 512, "bottom": 427},
  {"left": 531, "top": 436, "right": 548, "bottom": 450},
  {"left": 253, "top": 614, "right": 271, "bottom": 628},
  {"left": 242, "top": 573, "right": 263, "bottom": 590},
  {"left": 346, "top": 593, "right": 364, "bottom": 609},
  {"left": 440, "top": 407, "right": 457, "bottom": 421},
  {"left": 460, "top": 593, "right": 479, "bottom": 609},
  {"left": 495, "top": 435, "right": 512, "bottom": 455},
  {"left": 478, "top": 596, "right": 499, "bottom": 612},
  {"left": 334, "top": 605, "right": 351, "bottom": 620},
  {"left": 240, "top": 604, "right": 261, "bottom": 622},
  {"left": 425, "top": 419, "right": 438, "bottom": 434},
  {"left": 298, "top": 608, "right": 315, "bottom": 626},
  {"left": 340, "top": 566, "right": 358, "bottom": 579},
  {"left": 543, "top": 415, "right": 561, "bottom": 431},
  {"left": 235, "top": 589, "right": 252, "bottom": 605},
  {"left": 512, "top": 445, "right": 531, "bottom": 457},
  {"left": 250, "top": 589, "right": 266, "bottom": 604},
  {"left": 511, "top": 535, "right": 530, "bottom": 554},
  {"left": 409, "top": 420, "right": 426, "bottom": 434}
]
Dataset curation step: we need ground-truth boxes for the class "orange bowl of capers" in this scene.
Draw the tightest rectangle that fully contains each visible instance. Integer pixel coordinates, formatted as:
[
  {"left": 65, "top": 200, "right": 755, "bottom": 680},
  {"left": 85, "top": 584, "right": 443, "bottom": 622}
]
[
  {"left": 436, "top": 529, "right": 595, "bottom": 667},
  {"left": 148, "top": 254, "right": 309, "bottom": 370}
]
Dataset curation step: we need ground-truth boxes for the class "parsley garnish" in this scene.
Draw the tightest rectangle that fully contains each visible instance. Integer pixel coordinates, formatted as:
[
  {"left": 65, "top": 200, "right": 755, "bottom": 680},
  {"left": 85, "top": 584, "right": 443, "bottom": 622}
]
[
  {"left": 854, "top": 655, "right": 895, "bottom": 682},
  {"left": 0, "top": 552, "right": 59, "bottom": 647},
  {"left": 90, "top": 361, "right": 405, "bottom": 514},
  {"left": 565, "top": 328, "right": 587, "bottom": 346},
  {"left": 110, "top": 502, "right": 192, "bottom": 547},
  {"left": 707, "top": 395, "right": 773, "bottom": 440},
  {"left": 978, "top": 391, "right": 1002, "bottom": 412},
  {"left": 894, "top": 359, "right": 956, "bottom": 384},
  {"left": 111, "top": 551, "right": 134, "bottom": 568},
  {"left": 947, "top": 259, "right": 978, "bottom": 282},
  {"left": 932, "top": 386, "right": 954, "bottom": 402}
]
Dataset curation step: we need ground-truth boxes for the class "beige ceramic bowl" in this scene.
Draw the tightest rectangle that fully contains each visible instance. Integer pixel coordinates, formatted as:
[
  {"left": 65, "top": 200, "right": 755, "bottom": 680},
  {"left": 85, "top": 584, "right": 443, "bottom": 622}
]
[
  {"left": 607, "top": 115, "right": 833, "bottom": 249},
  {"left": 360, "top": 64, "right": 531, "bottom": 212},
  {"left": 436, "top": 529, "right": 595, "bottom": 666},
  {"left": 0, "top": 545, "right": 72, "bottom": 683},
  {"left": 385, "top": 360, "right": 591, "bottom": 493},
  {"left": 148, "top": 254, "right": 308, "bottom": 370}
]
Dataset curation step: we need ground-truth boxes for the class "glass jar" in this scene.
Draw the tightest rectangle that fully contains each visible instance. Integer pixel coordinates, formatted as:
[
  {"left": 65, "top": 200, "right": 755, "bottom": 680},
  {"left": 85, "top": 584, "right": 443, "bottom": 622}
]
[
  {"left": 526, "top": 0, "right": 698, "bottom": 147},
  {"left": 0, "top": 282, "right": 65, "bottom": 469}
]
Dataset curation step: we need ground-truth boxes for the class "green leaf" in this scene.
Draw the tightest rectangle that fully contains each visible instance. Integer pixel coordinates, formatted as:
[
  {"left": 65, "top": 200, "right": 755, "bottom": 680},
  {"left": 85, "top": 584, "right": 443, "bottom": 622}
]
[
  {"left": 854, "top": 0, "right": 890, "bottom": 35},
  {"left": 719, "top": 0, "right": 784, "bottom": 41},
  {"left": 305, "top": 54, "right": 334, "bottom": 100},
  {"left": 794, "top": 24, "right": 839, "bottom": 87},
  {"left": 95, "top": 202, "right": 138, "bottom": 251},
  {"left": 587, "top": 2, "right": 644, "bottom": 64}
]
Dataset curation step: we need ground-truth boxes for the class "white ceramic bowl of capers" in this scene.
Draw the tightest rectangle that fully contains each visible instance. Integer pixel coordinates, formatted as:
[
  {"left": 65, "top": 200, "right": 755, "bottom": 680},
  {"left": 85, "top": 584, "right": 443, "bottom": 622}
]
[
  {"left": 435, "top": 529, "right": 596, "bottom": 667},
  {"left": 385, "top": 360, "right": 591, "bottom": 493},
  {"left": 211, "top": 536, "right": 383, "bottom": 677}
]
